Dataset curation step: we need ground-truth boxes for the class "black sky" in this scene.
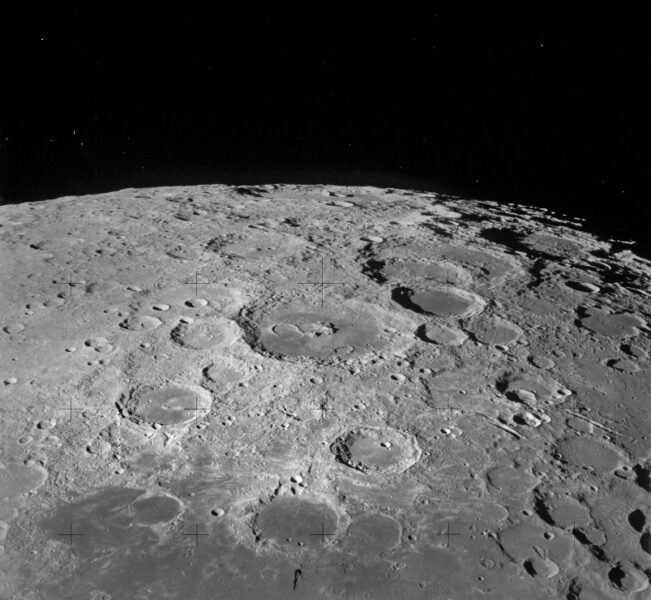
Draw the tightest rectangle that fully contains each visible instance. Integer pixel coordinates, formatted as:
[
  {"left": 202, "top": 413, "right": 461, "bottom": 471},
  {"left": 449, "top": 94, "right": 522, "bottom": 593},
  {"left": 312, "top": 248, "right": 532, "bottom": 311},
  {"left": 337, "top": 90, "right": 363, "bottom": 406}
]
[{"left": 2, "top": 5, "right": 648, "bottom": 247}]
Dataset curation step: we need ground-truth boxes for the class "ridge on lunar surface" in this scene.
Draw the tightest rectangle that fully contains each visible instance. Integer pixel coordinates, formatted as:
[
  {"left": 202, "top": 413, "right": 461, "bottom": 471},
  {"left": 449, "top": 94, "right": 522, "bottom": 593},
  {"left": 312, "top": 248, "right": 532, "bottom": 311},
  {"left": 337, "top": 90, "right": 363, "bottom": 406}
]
[{"left": 0, "top": 184, "right": 650, "bottom": 599}]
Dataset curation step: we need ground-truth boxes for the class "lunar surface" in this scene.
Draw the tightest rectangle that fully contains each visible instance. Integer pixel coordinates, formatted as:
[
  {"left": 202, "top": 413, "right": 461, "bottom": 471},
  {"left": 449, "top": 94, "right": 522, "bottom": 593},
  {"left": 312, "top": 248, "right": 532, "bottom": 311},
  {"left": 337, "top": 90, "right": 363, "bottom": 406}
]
[{"left": 0, "top": 184, "right": 650, "bottom": 599}]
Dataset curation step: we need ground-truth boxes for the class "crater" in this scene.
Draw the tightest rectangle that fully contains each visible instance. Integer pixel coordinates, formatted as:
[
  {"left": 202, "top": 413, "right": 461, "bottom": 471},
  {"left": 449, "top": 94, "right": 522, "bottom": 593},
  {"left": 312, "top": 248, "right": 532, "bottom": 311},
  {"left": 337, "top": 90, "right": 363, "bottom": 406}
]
[
  {"left": 486, "top": 465, "right": 537, "bottom": 497},
  {"left": 465, "top": 315, "right": 524, "bottom": 346},
  {"left": 608, "top": 561, "right": 649, "bottom": 593},
  {"left": 41, "top": 487, "right": 183, "bottom": 557},
  {"left": 119, "top": 315, "right": 162, "bottom": 331},
  {"left": 556, "top": 437, "right": 623, "bottom": 474},
  {"left": 607, "top": 358, "right": 640, "bottom": 373},
  {"left": 564, "top": 281, "right": 600, "bottom": 293},
  {"left": 253, "top": 497, "right": 338, "bottom": 548},
  {"left": 171, "top": 317, "right": 240, "bottom": 350},
  {"left": 247, "top": 299, "right": 416, "bottom": 362},
  {"left": 499, "top": 371, "right": 568, "bottom": 405},
  {"left": 641, "top": 531, "right": 651, "bottom": 555},
  {"left": 123, "top": 384, "right": 212, "bottom": 426},
  {"left": 578, "top": 308, "right": 646, "bottom": 339},
  {"left": 520, "top": 233, "right": 585, "bottom": 260},
  {"left": 523, "top": 556, "right": 559, "bottom": 579},
  {"left": 633, "top": 462, "right": 651, "bottom": 492},
  {"left": 438, "top": 245, "right": 520, "bottom": 282},
  {"left": 627, "top": 509, "right": 646, "bottom": 532},
  {"left": 540, "top": 496, "right": 591, "bottom": 528},
  {"left": 392, "top": 286, "right": 485, "bottom": 318},
  {"left": 0, "top": 462, "right": 48, "bottom": 500},
  {"left": 203, "top": 355, "right": 249, "bottom": 394},
  {"left": 418, "top": 322, "right": 467, "bottom": 346},
  {"left": 131, "top": 495, "right": 184, "bottom": 525},
  {"left": 498, "top": 519, "right": 571, "bottom": 565},
  {"left": 258, "top": 310, "right": 377, "bottom": 360},
  {"left": 344, "top": 512, "right": 401, "bottom": 555},
  {"left": 331, "top": 426, "right": 421, "bottom": 474}
]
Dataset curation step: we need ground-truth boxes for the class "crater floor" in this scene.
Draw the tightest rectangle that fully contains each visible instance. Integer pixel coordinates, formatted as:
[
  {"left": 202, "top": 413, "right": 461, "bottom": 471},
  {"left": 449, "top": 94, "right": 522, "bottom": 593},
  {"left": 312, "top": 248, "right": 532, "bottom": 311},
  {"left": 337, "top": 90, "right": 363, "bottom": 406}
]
[{"left": 0, "top": 184, "right": 650, "bottom": 599}]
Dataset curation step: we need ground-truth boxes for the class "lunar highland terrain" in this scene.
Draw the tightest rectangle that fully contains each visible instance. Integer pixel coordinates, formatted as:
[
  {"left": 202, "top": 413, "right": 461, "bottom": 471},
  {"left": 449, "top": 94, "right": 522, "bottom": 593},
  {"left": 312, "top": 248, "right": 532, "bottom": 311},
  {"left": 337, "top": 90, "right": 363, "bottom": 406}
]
[{"left": 0, "top": 184, "right": 650, "bottom": 599}]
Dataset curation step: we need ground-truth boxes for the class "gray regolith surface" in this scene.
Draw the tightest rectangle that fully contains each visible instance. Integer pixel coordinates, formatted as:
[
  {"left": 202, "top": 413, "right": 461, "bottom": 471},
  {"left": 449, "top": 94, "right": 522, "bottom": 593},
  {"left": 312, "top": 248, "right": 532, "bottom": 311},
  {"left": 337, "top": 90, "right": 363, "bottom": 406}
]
[{"left": 1, "top": 184, "right": 650, "bottom": 599}]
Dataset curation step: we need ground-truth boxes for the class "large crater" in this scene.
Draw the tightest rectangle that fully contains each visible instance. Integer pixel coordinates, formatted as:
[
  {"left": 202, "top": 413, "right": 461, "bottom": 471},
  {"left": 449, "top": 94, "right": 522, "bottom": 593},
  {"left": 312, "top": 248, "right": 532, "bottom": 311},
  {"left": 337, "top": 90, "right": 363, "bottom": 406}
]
[
  {"left": 122, "top": 384, "right": 213, "bottom": 426},
  {"left": 392, "top": 285, "right": 486, "bottom": 318},
  {"left": 331, "top": 426, "right": 422, "bottom": 474},
  {"left": 252, "top": 301, "right": 416, "bottom": 361}
]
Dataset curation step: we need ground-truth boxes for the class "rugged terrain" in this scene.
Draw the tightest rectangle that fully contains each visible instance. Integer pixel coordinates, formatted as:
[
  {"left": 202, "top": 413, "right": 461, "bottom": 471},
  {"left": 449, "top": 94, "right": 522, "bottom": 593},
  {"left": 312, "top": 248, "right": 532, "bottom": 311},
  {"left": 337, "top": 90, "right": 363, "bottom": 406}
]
[{"left": 0, "top": 184, "right": 650, "bottom": 599}]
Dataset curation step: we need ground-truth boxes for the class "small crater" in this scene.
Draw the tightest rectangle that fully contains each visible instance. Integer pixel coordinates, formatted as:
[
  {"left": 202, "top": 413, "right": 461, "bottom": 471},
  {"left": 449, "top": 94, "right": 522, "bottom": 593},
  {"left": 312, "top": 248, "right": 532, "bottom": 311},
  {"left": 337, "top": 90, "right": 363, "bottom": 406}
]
[
  {"left": 271, "top": 323, "right": 304, "bottom": 340},
  {"left": 608, "top": 562, "right": 649, "bottom": 593},
  {"left": 529, "top": 355, "right": 554, "bottom": 369},
  {"left": 479, "top": 227, "right": 527, "bottom": 252},
  {"left": 84, "top": 337, "right": 113, "bottom": 353},
  {"left": 202, "top": 356, "right": 249, "bottom": 394},
  {"left": 640, "top": 530, "right": 651, "bottom": 555},
  {"left": 185, "top": 298, "right": 208, "bottom": 308},
  {"left": 564, "top": 281, "right": 600, "bottom": 293},
  {"left": 361, "top": 258, "right": 387, "bottom": 284},
  {"left": 3, "top": 323, "right": 25, "bottom": 334},
  {"left": 621, "top": 343, "right": 647, "bottom": 359},
  {"left": 119, "top": 315, "right": 161, "bottom": 331},
  {"left": 512, "top": 412, "right": 542, "bottom": 427},
  {"left": 628, "top": 509, "right": 646, "bottom": 532},
  {"left": 634, "top": 463, "right": 651, "bottom": 492},
  {"left": 607, "top": 358, "right": 640, "bottom": 373},
  {"left": 523, "top": 556, "right": 559, "bottom": 579}
]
